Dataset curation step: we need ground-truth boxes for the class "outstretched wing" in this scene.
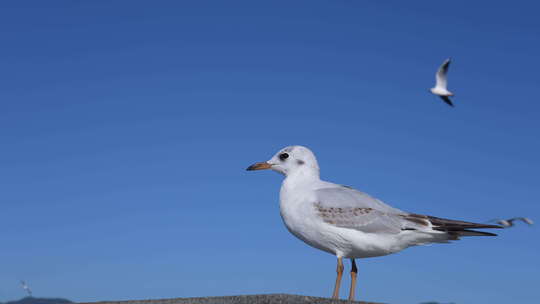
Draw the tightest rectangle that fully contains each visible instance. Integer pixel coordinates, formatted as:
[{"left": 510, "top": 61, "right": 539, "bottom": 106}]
[
  {"left": 509, "top": 217, "right": 534, "bottom": 225},
  {"left": 435, "top": 58, "right": 451, "bottom": 89}
]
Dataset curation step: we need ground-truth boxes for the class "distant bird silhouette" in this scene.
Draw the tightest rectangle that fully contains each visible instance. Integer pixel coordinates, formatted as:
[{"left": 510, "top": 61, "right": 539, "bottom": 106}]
[
  {"left": 20, "top": 280, "right": 32, "bottom": 297},
  {"left": 488, "top": 217, "right": 534, "bottom": 228},
  {"left": 430, "top": 58, "right": 454, "bottom": 107}
]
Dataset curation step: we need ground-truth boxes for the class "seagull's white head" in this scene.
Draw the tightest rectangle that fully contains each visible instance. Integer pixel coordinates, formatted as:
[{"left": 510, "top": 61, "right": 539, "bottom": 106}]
[{"left": 247, "top": 145, "right": 320, "bottom": 177}]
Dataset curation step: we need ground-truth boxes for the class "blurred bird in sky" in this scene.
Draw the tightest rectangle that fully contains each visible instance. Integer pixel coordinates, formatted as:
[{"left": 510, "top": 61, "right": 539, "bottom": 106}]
[
  {"left": 430, "top": 58, "right": 455, "bottom": 107},
  {"left": 20, "top": 280, "right": 32, "bottom": 297},
  {"left": 488, "top": 217, "right": 534, "bottom": 228}
]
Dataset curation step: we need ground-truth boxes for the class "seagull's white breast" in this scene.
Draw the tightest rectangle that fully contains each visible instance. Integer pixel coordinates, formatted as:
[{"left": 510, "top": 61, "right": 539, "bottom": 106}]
[
  {"left": 279, "top": 182, "right": 340, "bottom": 255},
  {"left": 431, "top": 87, "right": 452, "bottom": 96}
]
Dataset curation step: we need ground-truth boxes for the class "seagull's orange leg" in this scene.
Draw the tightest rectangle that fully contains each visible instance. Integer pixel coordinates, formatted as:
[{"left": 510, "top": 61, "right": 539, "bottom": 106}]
[
  {"left": 348, "top": 259, "right": 358, "bottom": 301},
  {"left": 332, "top": 257, "right": 344, "bottom": 299}
]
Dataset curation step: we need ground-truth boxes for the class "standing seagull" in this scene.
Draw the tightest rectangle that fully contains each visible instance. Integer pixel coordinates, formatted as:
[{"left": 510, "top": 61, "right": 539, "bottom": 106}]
[
  {"left": 247, "top": 146, "right": 501, "bottom": 301},
  {"left": 430, "top": 58, "right": 455, "bottom": 107}
]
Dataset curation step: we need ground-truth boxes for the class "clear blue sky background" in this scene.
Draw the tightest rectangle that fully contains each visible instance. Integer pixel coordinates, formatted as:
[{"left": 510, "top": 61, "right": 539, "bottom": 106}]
[{"left": 1, "top": 1, "right": 539, "bottom": 304}]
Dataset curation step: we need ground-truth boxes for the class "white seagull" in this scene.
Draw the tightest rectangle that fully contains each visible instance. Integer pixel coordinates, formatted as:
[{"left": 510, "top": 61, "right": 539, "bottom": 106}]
[
  {"left": 247, "top": 146, "right": 501, "bottom": 301},
  {"left": 489, "top": 217, "right": 534, "bottom": 228},
  {"left": 430, "top": 58, "right": 454, "bottom": 107},
  {"left": 20, "top": 280, "right": 32, "bottom": 297}
]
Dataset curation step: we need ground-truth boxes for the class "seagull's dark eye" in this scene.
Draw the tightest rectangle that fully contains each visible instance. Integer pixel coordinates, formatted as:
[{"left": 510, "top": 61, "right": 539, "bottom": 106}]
[{"left": 279, "top": 153, "right": 289, "bottom": 161}]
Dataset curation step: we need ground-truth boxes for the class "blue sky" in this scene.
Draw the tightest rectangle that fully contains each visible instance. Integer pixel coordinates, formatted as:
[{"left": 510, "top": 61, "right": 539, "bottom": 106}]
[{"left": 1, "top": 1, "right": 539, "bottom": 304}]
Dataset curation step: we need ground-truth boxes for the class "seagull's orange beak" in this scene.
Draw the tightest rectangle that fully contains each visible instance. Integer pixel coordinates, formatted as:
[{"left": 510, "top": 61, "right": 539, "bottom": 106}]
[{"left": 246, "top": 162, "right": 272, "bottom": 171}]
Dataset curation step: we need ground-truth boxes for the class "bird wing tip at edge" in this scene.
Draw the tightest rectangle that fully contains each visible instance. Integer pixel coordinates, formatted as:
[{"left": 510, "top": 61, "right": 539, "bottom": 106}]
[
  {"left": 440, "top": 96, "right": 454, "bottom": 107},
  {"left": 456, "top": 229, "right": 499, "bottom": 237}
]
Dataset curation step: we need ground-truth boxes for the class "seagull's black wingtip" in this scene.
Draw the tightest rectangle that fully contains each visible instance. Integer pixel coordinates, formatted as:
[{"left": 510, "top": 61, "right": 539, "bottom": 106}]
[{"left": 440, "top": 96, "right": 454, "bottom": 107}]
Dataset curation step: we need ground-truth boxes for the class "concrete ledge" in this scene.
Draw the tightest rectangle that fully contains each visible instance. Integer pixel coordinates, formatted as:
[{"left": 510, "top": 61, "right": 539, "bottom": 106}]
[{"left": 79, "top": 294, "right": 383, "bottom": 304}]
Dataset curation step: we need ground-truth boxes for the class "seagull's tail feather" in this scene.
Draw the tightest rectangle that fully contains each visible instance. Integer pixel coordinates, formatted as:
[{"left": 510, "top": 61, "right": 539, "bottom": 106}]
[
  {"left": 427, "top": 215, "right": 502, "bottom": 240},
  {"left": 450, "top": 229, "right": 498, "bottom": 237},
  {"left": 405, "top": 213, "right": 502, "bottom": 240}
]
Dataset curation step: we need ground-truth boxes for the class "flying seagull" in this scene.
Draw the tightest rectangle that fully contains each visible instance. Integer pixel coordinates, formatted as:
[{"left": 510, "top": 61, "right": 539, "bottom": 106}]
[
  {"left": 430, "top": 58, "right": 454, "bottom": 107},
  {"left": 488, "top": 217, "right": 534, "bottom": 228},
  {"left": 247, "top": 146, "right": 501, "bottom": 301},
  {"left": 20, "top": 280, "right": 32, "bottom": 297}
]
